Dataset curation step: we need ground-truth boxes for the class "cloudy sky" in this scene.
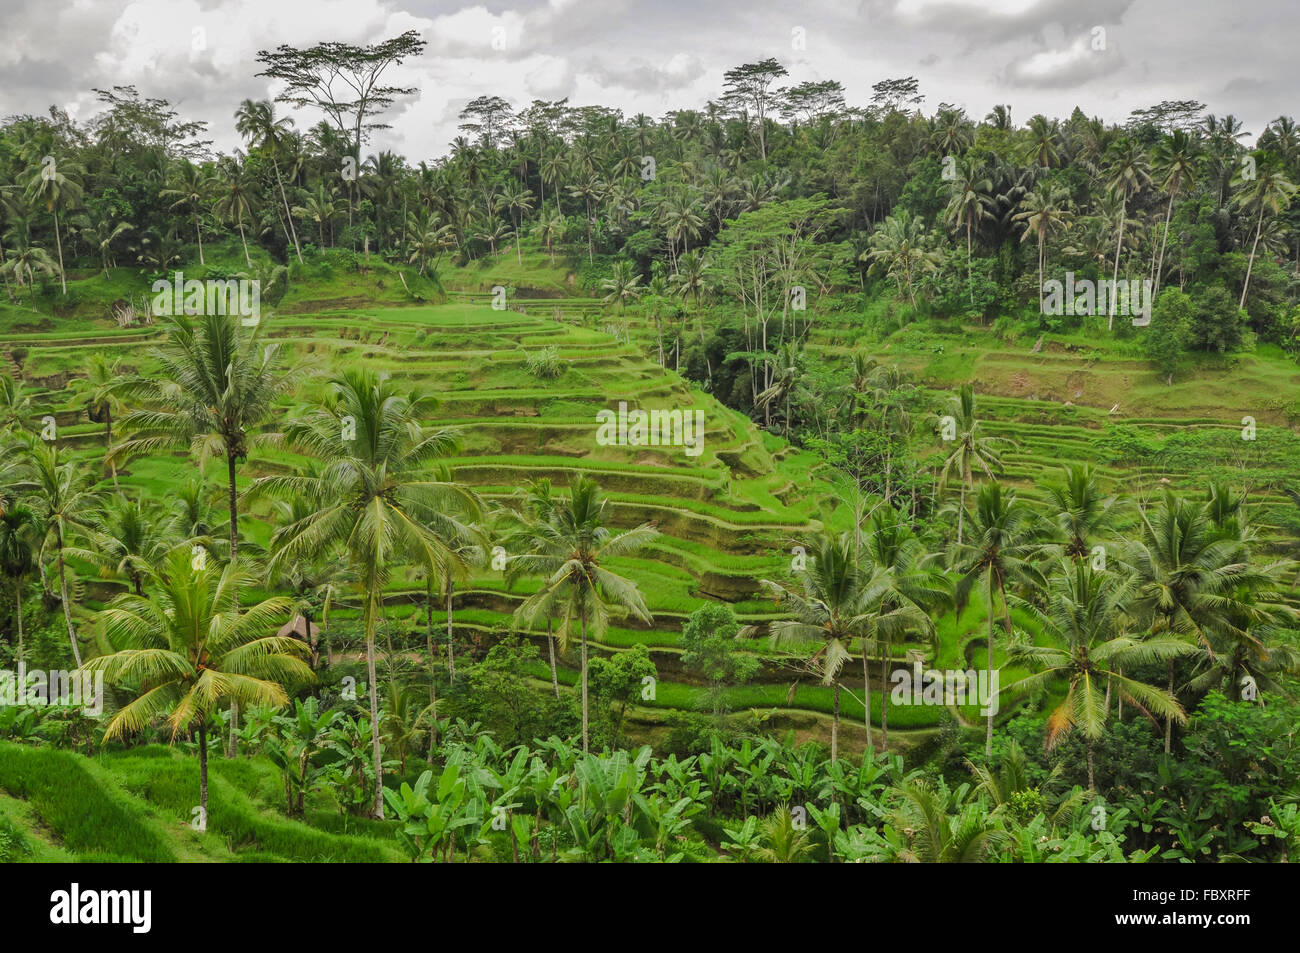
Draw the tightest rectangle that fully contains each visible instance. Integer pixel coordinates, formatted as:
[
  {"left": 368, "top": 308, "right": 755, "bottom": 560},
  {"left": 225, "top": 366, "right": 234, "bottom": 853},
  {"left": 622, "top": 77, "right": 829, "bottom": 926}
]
[{"left": 1, "top": 0, "right": 1292, "bottom": 160}]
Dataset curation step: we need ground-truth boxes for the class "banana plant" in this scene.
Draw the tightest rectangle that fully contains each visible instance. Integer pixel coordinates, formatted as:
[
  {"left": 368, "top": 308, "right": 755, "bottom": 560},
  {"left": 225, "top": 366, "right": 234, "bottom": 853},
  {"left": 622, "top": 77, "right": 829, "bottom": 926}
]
[{"left": 382, "top": 763, "right": 477, "bottom": 862}]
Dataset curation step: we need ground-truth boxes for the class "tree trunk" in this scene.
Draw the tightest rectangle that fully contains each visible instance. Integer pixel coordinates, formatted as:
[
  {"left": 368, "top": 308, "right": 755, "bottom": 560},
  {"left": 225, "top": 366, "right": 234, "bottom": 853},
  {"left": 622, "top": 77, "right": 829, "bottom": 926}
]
[
  {"left": 366, "top": 592, "right": 384, "bottom": 819},
  {"left": 1109, "top": 197, "right": 1126, "bottom": 331},
  {"left": 985, "top": 568, "right": 995, "bottom": 757},
  {"left": 238, "top": 221, "right": 251, "bottom": 268},
  {"left": 879, "top": 643, "right": 889, "bottom": 754},
  {"left": 1164, "top": 661, "right": 1174, "bottom": 754},
  {"left": 1154, "top": 190, "right": 1175, "bottom": 296},
  {"left": 56, "top": 542, "right": 81, "bottom": 668},
  {"left": 580, "top": 614, "right": 590, "bottom": 754},
  {"left": 54, "top": 209, "right": 67, "bottom": 295},
  {"left": 198, "top": 721, "right": 209, "bottom": 824},
  {"left": 194, "top": 213, "right": 205, "bottom": 266},
  {"left": 1086, "top": 737, "right": 1095, "bottom": 792},
  {"left": 426, "top": 585, "right": 438, "bottom": 760},
  {"left": 830, "top": 680, "right": 839, "bottom": 762},
  {"left": 273, "top": 159, "right": 303, "bottom": 264},
  {"left": 547, "top": 618, "right": 559, "bottom": 699},
  {"left": 445, "top": 577, "right": 455, "bottom": 683},
  {"left": 225, "top": 452, "right": 240, "bottom": 758},
  {"left": 1240, "top": 204, "right": 1265, "bottom": 309}
]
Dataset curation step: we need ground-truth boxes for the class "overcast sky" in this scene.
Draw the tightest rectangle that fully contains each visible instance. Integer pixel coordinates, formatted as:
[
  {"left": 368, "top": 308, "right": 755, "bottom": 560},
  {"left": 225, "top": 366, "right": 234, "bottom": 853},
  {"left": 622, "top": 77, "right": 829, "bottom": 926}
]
[{"left": 1, "top": 0, "right": 1292, "bottom": 161}]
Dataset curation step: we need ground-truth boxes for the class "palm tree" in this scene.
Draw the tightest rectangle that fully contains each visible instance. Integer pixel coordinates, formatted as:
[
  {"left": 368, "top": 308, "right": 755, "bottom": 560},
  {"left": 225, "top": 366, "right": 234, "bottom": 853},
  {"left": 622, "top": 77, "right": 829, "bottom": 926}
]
[
  {"left": 862, "top": 212, "right": 941, "bottom": 309},
  {"left": 111, "top": 311, "right": 290, "bottom": 579},
  {"left": 600, "top": 260, "right": 643, "bottom": 312},
  {"left": 757, "top": 340, "right": 803, "bottom": 435},
  {"left": 213, "top": 158, "right": 258, "bottom": 267},
  {"left": 1, "top": 221, "right": 60, "bottom": 304},
  {"left": 499, "top": 180, "right": 535, "bottom": 264},
  {"left": 84, "top": 547, "right": 312, "bottom": 822},
  {"left": 1023, "top": 115, "right": 1061, "bottom": 168},
  {"left": 937, "top": 384, "right": 1012, "bottom": 546},
  {"left": 1150, "top": 130, "right": 1201, "bottom": 295},
  {"left": 1232, "top": 159, "right": 1298, "bottom": 308},
  {"left": 503, "top": 478, "right": 565, "bottom": 697},
  {"left": 1040, "top": 465, "right": 1122, "bottom": 561},
  {"left": 234, "top": 99, "right": 303, "bottom": 264},
  {"left": 1130, "top": 492, "right": 1296, "bottom": 752},
  {"left": 160, "top": 162, "right": 216, "bottom": 266},
  {"left": 69, "top": 353, "right": 126, "bottom": 487},
  {"left": 511, "top": 475, "right": 657, "bottom": 753},
  {"left": 1104, "top": 139, "right": 1153, "bottom": 329},
  {"left": 862, "top": 505, "right": 950, "bottom": 752},
  {"left": 953, "top": 482, "right": 1046, "bottom": 756},
  {"left": 944, "top": 157, "right": 994, "bottom": 304},
  {"left": 24, "top": 157, "right": 82, "bottom": 295},
  {"left": 762, "top": 531, "right": 877, "bottom": 762},
  {"left": 75, "top": 214, "right": 133, "bottom": 277},
  {"left": 0, "top": 503, "right": 39, "bottom": 674},
  {"left": 255, "top": 368, "right": 480, "bottom": 817},
  {"left": 26, "top": 440, "right": 103, "bottom": 667},
  {"left": 76, "top": 494, "right": 170, "bottom": 597},
  {"left": 1008, "top": 560, "right": 1195, "bottom": 789},
  {"left": 1013, "top": 187, "right": 1073, "bottom": 313}
]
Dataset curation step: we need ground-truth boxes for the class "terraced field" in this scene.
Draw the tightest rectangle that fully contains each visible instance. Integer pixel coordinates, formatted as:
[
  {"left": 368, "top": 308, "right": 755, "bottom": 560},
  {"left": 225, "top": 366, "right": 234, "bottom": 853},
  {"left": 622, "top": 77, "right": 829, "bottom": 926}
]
[{"left": 8, "top": 252, "right": 1299, "bottom": 756}]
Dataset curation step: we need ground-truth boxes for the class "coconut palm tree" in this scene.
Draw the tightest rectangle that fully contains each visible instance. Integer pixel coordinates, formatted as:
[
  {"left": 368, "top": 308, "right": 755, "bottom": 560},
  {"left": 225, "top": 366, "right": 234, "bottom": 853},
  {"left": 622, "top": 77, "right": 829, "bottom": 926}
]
[
  {"left": 1014, "top": 186, "right": 1073, "bottom": 313},
  {"left": 254, "top": 368, "right": 481, "bottom": 817},
  {"left": 861, "top": 211, "right": 941, "bottom": 309},
  {"left": 111, "top": 310, "right": 291, "bottom": 579},
  {"left": 234, "top": 99, "right": 303, "bottom": 264},
  {"left": 213, "top": 157, "right": 258, "bottom": 267},
  {"left": 74, "top": 494, "right": 171, "bottom": 597},
  {"left": 502, "top": 478, "right": 564, "bottom": 697},
  {"left": 24, "top": 157, "right": 82, "bottom": 295},
  {"left": 1103, "top": 139, "right": 1153, "bottom": 329},
  {"left": 1008, "top": 560, "right": 1196, "bottom": 789},
  {"left": 84, "top": 546, "right": 311, "bottom": 822},
  {"left": 944, "top": 157, "right": 994, "bottom": 305},
  {"left": 1232, "top": 158, "right": 1298, "bottom": 308},
  {"left": 1040, "top": 464, "right": 1123, "bottom": 562},
  {"left": 861, "top": 505, "right": 950, "bottom": 752},
  {"left": 26, "top": 440, "right": 103, "bottom": 667},
  {"left": 953, "top": 482, "right": 1047, "bottom": 757},
  {"left": 510, "top": 475, "right": 657, "bottom": 753},
  {"left": 74, "top": 214, "right": 133, "bottom": 277},
  {"left": 499, "top": 180, "right": 535, "bottom": 264},
  {"left": 160, "top": 161, "right": 216, "bottom": 266},
  {"left": 1129, "top": 492, "right": 1297, "bottom": 752},
  {"left": 600, "top": 260, "right": 643, "bottom": 312},
  {"left": 1150, "top": 130, "right": 1201, "bottom": 294},
  {"left": 68, "top": 353, "right": 126, "bottom": 487},
  {"left": 761, "top": 531, "right": 879, "bottom": 762},
  {"left": 937, "top": 384, "right": 1013, "bottom": 546},
  {"left": 0, "top": 503, "right": 39, "bottom": 673}
]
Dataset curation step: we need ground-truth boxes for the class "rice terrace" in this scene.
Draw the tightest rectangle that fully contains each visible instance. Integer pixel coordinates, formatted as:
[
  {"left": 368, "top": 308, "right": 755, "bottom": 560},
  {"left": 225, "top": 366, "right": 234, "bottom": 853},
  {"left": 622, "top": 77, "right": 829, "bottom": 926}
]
[{"left": 0, "top": 1, "right": 1298, "bottom": 889}]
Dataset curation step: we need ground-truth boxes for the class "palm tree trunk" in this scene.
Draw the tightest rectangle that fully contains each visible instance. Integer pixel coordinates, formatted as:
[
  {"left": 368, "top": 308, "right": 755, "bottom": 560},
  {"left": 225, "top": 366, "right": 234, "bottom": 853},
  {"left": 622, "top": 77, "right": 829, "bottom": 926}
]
[
  {"left": 1086, "top": 737, "right": 1095, "bottom": 792},
  {"left": 1164, "top": 661, "right": 1174, "bottom": 754},
  {"left": 198, "top": 721, "right": 209, "bottom": 823},
  {"left": 55, "top": 542, "right": 81, "bottom": 667},
  {"left": 15, "top": 582, "right": 24, "bottom": 676},
  {"left": 830, "top": 680, "right": 840, "bottom": 762},
  {"left": 957, "top": 481, "right": 966, "bottom": 546},
  {"left": 1240, "top": 204, "right": 1265, "bottom": 309},
  {"left": 548, "top": 618, "right": 559, "bottom": 699},
  {"left": 194, "top": 213, "right": 205, "bottom": 266},
  {"left": 105, "top": 407, "right": 118, "bottom": 488},
  {"left": 365, "top": 590, "right": 384, "bottom": 819},
  {"left": 238, "top": 221, "right": 251, "bottom": 268},
  {"left": 1155, "top": 190, "right": 1175, "bottom": 295},
  {"left": 54, "top": 209, "right": 67, "bottom": 295},
  {"left": 426, "top": 584, "right": 438, "bottom": 759},
  {"left": 273, "top": 159, "right": 303, "bottom": 265},
  {"left": 445, "top": 577, "right": 455, "bottom": 683},
  {"left": 985, "top": 567, "right": 995, "bottom": 757},
  {"left": 879, "top": 643, "right": 888, "bottom": 754},
  {"left": 225, "top": 452, "right": 240, "bottom": 758},
  {"left": 580, "top": 613, "right": 590, "bottom": 754},
  {"left": 1109, "top": 197, "right": 1126, "bottom": 331}
]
